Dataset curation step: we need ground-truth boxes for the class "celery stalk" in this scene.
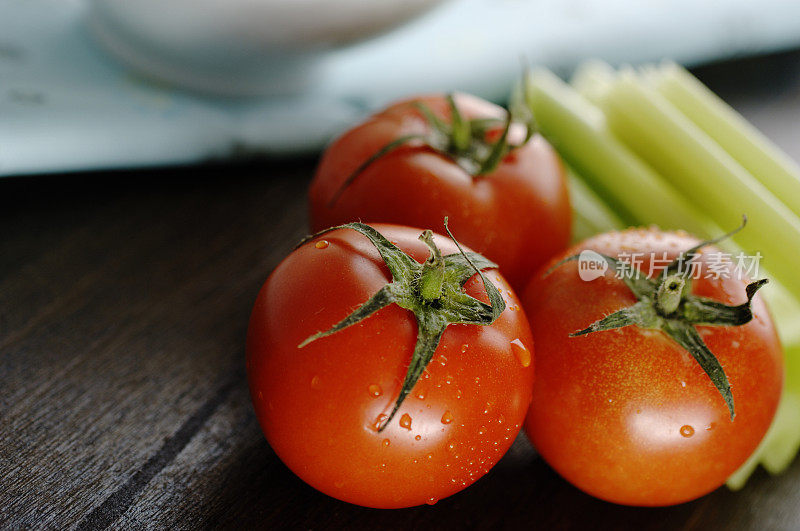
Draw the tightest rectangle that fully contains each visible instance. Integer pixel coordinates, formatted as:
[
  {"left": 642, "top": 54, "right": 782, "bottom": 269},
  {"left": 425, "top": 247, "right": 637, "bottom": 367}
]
[
  {"left": 572, "top": 62, "right": 800, "bottom": 343},
  {"left": 648, "top": 62, "right": 800, "bottom": 220},
  {"left": 728, "top": 381, "right": 800, "bottom": 489},
  {"left": 525, "top": 69, "right": 719, "bottom": 238},
  {"left": 597, "top": 72, "right": 800, "bottom": 303},
  {"left": 571, "top": 60, "right": 617, "bottom": 103},
  {"left": 567, "top": 165, "right": 625, "bottom": 241}
]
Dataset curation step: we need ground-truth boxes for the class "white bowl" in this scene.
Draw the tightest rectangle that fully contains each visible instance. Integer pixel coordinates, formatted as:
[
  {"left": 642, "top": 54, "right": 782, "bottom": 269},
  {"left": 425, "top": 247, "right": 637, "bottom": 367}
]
[{"left": 88, "top": 0, "right": 445, "bottom": 96}]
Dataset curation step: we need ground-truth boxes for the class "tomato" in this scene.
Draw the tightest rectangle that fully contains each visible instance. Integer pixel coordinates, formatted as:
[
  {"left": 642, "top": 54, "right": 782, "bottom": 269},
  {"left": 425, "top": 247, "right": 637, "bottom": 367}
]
[
  {"left": 521, "top": 227, "right": 783, "bottom": 506},
  {"left": 308, "top": 93, "right": 571, "bottom": 290},
  {"left": 246, "top": 223, "right": 534, "bottom": 508}
]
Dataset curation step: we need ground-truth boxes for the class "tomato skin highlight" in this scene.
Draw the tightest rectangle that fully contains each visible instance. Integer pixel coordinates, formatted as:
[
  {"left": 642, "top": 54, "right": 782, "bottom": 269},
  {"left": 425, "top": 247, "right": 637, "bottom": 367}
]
[
  {"left": 308, "top": 93, "right": 571, "bottom": 291},
  {"left": 247, "top": 224, "right": 534, "bottom": 509},
  {"left": 521, "top": 228, "right": 783, "bottom": 506}
]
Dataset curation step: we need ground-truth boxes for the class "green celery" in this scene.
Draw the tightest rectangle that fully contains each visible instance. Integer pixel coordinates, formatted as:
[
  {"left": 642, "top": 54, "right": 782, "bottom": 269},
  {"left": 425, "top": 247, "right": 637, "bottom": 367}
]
[
  {"left": 728, "top": 375, "right": 800, "bottom": 489},
  {"left": 524, "top": 69, "right": 719, "bottom": 238},
  {"left": 647, "top": 62, "right": 800, "bottom": 220},
  {"left": 571, "top": 60, "right": 618, "bottom": 103},
  {"left": 572, "top": 63, "right": 800, "bottom": 344},
  {"left": 596, "top": 71, "right": 800, "bottom": 303},
  {"left": 567, "top": 165, "right": 625, "bottom": 241}
]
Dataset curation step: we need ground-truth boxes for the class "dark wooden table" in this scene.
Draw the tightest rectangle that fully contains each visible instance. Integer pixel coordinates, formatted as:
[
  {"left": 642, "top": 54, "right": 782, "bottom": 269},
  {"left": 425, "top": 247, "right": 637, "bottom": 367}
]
[{"left": 4, "top": 52, "right": 800, "bottom": 530}]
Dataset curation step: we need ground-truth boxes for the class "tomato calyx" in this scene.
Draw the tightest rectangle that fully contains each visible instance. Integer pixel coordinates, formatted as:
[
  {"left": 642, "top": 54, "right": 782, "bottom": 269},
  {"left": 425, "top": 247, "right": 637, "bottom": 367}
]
[
  {"left": 327, "top": 94, "right": 536, "bottom": 206},
  {"left": 549, "top": 216, "right": 767, "bottom": 420},
  {"left": 411, "top": 94, "right": 534, "bottom": 177},
  {"left": 297, "top": 219, "right": 506, "bottom": 430}
]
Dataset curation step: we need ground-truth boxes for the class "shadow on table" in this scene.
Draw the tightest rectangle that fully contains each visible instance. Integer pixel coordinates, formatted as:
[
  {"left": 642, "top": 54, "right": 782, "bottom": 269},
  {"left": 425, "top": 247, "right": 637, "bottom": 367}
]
[{"left": 202, "top": 425, "right": 754, "bottom": 530}]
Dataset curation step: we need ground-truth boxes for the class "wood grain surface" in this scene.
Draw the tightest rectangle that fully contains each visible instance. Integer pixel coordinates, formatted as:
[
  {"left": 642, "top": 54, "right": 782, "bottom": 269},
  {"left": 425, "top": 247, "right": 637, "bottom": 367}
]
[{"left": 3, "top": 53, "right": 800, "bottom": 530}]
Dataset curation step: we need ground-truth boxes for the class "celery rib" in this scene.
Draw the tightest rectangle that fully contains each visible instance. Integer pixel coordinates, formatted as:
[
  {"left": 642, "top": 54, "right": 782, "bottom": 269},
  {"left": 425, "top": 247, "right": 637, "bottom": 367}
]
[
  {"left": 649, "top": 62, "right": 800, "bottom": 220},
  {"left": 525, "top": 69, "right": 719, "bottom": 239},
  {"left": 598, "top": 73, "right": 800, "bottom": 303},
  {"left": 567, "top": 165, "right": 625, "bottom": 241}
]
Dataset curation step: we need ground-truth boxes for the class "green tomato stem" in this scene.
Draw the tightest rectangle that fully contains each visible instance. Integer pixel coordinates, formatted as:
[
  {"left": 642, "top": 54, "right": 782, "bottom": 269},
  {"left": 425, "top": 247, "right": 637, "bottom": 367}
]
[
  {"left": 419, "top": 229, "right": 445, "bottom": 301},
  {"left": 656, "top": 274, "right": 686, "bottom": 316}
]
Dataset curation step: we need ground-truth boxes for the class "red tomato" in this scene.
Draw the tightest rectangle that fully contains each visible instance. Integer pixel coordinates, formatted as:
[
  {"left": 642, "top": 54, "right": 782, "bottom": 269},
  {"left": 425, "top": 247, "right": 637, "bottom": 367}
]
[
  {"left": 247, "top": 224, "right": 534, "bottom": 508},
  {"left": 522, "top": 228, "right": 782, "bottom": 506},
  {"left": 308, "top": 93, "right": 571, "bottom": 290}
]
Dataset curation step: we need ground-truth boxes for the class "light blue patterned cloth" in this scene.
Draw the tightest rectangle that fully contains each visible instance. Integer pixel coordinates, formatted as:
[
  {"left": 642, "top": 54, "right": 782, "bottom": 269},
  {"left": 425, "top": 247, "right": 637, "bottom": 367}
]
[{"left": 2, "top": 0, "right": 800, "bottom": 176}]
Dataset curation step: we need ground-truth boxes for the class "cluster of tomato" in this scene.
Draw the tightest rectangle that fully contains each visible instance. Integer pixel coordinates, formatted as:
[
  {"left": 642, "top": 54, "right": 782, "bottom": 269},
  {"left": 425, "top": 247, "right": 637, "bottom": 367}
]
[{"left": 246, "top": 94, "right": 783, "bottom": 509}]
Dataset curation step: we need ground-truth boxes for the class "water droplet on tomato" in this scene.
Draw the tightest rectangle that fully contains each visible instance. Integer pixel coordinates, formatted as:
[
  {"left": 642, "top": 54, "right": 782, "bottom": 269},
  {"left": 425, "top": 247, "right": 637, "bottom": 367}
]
[
  {"left": 496, "top": 414, "right": 505, "bottom": 425},
  {"left": 370, "top": 414, "right": 388, "bottom": 431},
  {"left": 426, "top": 453, "right": 434, "bottom": 460},
  {"left": 315, "top": 240, "right": 329, "bottom": 249},
  {"left": 441, "top": 410, "right": 454, "bottom": 424},
  {"left": 510, "top": 338, "right": 531, "bottom": 367},
  {"left": 382, "top": 438, "right": 390, "bottom": 447},
  {"left": 445, "top": 376, "right": 453, "bottom": 385},
  {"left": 478, "top": 426, "right": 486, "bottom": 436},
  {"left": 399, "top": 413, "right": 412, "bottom": 430},
  {"left": 456, "top": 389, "right": 463, "bottom": 399},
  {"left": 680, "top": 425, "right": 695, "bottom": 438},
  {"left": 461, "top": 344, "right": 469, "bottom": 354},
  {"left": 415, "top": 387, "right": 427, "bottom": 400},
  {"left": 427, "top": 497, "right": 438, "bottom": 505},
  {"left": 311, "top": 375, "right": 321, "bottom": 389},
  {"left": 415, "top": 435, "right": 421, "bottom": 441},
  {"left": 368, "top": 384, "right": 382, "bottom": 398}
]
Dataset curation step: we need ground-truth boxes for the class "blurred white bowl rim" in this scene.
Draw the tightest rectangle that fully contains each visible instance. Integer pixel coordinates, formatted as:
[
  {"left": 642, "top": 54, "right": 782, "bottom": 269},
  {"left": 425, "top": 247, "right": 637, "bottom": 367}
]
[{"left": 88, "top": 0, "right": 447, "bottom": 95}]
